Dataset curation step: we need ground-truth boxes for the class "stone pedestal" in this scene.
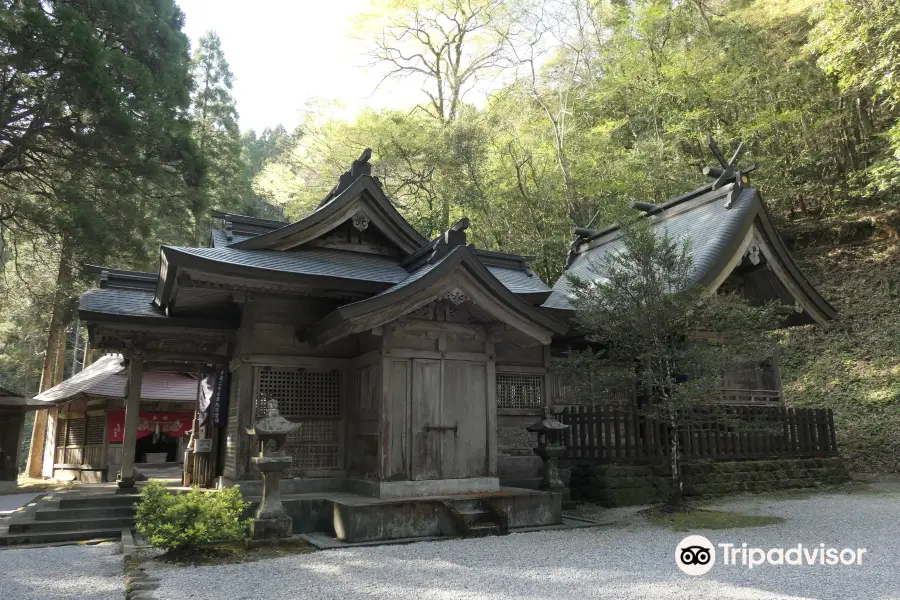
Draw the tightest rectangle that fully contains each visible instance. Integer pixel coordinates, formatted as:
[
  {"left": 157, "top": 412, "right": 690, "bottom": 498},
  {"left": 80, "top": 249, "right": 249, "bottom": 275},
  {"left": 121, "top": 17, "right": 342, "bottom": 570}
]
[{"left": 248, "top": 456, "right": 293, "bottom": 540}]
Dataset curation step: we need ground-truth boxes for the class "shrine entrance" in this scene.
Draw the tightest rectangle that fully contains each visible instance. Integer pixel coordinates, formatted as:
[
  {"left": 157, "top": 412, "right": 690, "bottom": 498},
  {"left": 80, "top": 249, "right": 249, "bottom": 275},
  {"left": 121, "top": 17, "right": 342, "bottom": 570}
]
[{"left": 410, "top": 358, "right": 490, "bottom": 481}]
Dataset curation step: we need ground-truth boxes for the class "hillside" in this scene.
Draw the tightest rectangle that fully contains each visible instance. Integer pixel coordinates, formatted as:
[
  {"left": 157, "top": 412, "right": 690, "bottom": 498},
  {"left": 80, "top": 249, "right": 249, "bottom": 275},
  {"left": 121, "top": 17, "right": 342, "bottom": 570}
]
[{"left": 778, "top": 207, "right": 900, "bottom": 473}]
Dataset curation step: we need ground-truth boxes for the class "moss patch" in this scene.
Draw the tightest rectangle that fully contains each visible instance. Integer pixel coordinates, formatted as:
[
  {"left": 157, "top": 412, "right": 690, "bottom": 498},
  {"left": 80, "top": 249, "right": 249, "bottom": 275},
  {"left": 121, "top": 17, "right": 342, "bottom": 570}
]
[
  {"left": 646, "top": 507, "right": 785, "bottom": 531},
  {"left": 156, "top": 538, "right": 314, "bottom": 566}
]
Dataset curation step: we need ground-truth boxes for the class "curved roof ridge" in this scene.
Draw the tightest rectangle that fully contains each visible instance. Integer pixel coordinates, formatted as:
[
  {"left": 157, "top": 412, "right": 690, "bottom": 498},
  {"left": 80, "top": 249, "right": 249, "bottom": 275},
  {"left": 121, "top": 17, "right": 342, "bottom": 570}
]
[
  {"left": 228, "top": 176, "right": 428, "bottom": 253},
  {"left": 300, "top": 245, "right": 567, "bottom": 346}
]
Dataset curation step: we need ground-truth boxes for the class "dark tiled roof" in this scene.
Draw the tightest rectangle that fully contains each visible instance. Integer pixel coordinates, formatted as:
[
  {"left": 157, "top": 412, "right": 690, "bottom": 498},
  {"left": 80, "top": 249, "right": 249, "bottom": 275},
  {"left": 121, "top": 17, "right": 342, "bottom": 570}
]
[
  {"left": 35, "top": 355, "right": 199, "bottom": 404},
  {"left": 210, "top": 229, "right": 256, "bottom": 248},
  {"left": 166, "top": 246, "right": 411, "bottom": 283},
  {"left": 488, "top": 266, "right": 551, "bottom": 295},
  {"left": 544, "top": 185, "right": 757, "bottom": 310},
  {"left": 80, "top": 288, "right": 165, "bottom": 318}
]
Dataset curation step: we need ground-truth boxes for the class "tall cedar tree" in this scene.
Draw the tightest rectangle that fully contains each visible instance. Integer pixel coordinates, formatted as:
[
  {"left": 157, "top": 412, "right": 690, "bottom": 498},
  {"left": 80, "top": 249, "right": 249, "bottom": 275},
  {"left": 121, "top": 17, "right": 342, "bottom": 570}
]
[
  {"left": 559, "top": 219, "right": 778, "bottom": 505},
  {"left": 0, "top": 0, "right": 200, "bottom": 397},
  {"left": 190, "top": 30, "right": 243, "bottom": 232},
  {"left": 0, "top": 0, "right": 200, "bottom": 475}
]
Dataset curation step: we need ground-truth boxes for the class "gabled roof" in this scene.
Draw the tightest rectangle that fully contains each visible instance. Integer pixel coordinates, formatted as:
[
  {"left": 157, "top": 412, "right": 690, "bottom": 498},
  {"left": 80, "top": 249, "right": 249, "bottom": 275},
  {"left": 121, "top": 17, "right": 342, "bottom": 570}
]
[
  {"left": 544, "top": 181, "right": 836, "bottom": 325},
  {"left": 229, "top": 176, "right": 428, "bottom": 254},
  {"left": 34, "top": 355, "right": 200, "bottom": 405},
  {"left": 300, "top": 245, "right": 567, "bottom": 347}
]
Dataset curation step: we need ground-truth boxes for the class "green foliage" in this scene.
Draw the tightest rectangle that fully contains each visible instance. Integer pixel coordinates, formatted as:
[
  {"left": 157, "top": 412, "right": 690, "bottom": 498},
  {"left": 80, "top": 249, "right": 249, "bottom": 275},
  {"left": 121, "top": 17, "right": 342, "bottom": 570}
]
[
  {"left": 778, "top": 234, "right": 900, "bottom": 473},
  {"left": 135, "top": 481, "right": 251, "bottom": 552},
  {"left": 189, "top": 31, "right": 244, "bottom": 232},
  {"left": 561, "top": 219, "right": 779, "bottom": 503},
  {"left": 807, "top": 0, "right": 900, "bottom": 196}
]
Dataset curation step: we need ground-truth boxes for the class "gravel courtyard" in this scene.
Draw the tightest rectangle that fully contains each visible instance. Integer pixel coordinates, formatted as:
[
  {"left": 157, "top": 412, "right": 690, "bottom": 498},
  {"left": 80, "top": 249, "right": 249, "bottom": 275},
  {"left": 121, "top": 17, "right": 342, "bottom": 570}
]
[
  {"left": 147, "top": 488, "right": 899, "bottom": 600},
  {"left": 0, "top": 543, "right": 122, "bottom": 600}
]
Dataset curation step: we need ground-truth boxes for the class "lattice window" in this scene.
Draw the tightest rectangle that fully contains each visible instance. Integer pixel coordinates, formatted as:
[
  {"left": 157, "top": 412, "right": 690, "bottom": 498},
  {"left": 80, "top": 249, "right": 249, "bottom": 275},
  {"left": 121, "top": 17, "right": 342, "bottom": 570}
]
[
  {"left": 286, "top": 421, "right": 341, "bottom": 471},
  {"left": 85, "top": 415, "right": 105, "bottom": 445},
  {"left": 255, "top": 368, "right": 341, "bottom": 418},
  {"left": 253, "top": 367, "right": 342, "bottom": 474},
  {"left": 56, "top": 420, "right": 67, "bottom": 447},
  {"left": 497, "top": 374, "right": 544, "bottom": 409},
  {"left": 65, "top": 418, "right": 85, "bottom": 446}
]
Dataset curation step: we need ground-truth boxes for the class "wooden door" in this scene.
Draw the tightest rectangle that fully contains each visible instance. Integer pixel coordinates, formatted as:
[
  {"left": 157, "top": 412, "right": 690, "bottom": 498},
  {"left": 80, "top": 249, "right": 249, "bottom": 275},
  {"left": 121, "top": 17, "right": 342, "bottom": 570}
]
[
  {"left": 0, "top": 413, "right": 22, "bottom": 481},
  {"left": 441, "top": 360, "right": 488, "bottom": 479},
  {"left": 410, "top": 359, "right": 441, "bottom": 480},
  {"left": 410, "top": 359, "right": 489, "bottom": 481}
]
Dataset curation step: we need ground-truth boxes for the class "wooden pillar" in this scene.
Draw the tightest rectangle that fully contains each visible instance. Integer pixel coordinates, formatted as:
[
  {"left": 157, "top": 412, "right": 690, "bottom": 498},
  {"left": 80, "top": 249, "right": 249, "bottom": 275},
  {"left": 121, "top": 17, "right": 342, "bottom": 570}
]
[
  {"left": 118, "top": 349, "right": 144, "bottom": 489},
  {"left": 26, "top": 409, "right": 48, "bottom": 478}
]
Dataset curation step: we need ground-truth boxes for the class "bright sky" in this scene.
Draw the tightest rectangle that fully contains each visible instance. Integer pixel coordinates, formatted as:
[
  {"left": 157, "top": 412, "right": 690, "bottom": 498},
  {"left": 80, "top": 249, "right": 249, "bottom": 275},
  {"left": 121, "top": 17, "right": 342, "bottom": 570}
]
[{"left": 177, "top": 0, "right": 425, "bottom": 133}]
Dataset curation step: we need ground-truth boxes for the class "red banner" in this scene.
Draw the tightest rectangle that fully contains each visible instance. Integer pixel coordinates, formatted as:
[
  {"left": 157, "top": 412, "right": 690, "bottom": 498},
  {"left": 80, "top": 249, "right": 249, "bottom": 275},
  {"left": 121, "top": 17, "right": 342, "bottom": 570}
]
[{"left": 107, "top": 410, "right": 195, "bottom": 443}]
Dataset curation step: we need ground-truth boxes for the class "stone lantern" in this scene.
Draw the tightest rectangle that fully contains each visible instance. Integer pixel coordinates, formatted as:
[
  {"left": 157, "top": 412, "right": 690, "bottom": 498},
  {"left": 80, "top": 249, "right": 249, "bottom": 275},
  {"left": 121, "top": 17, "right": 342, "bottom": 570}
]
[
  {"left": 526, "top": 406, "right": 570, "bottom": 491},
  {"left": 245, "top": 400, "right": 300, "bottom": 541}
]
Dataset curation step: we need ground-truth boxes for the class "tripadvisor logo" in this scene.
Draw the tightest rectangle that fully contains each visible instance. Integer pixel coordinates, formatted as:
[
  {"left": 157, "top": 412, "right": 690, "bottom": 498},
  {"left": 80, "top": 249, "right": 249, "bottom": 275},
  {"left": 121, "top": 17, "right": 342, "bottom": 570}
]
[
  {"left": 676, "top": 535, "right": 716, "bottom": 575},
  {"left": 675, "top": 535, "right": 868, "bottom": 575}
]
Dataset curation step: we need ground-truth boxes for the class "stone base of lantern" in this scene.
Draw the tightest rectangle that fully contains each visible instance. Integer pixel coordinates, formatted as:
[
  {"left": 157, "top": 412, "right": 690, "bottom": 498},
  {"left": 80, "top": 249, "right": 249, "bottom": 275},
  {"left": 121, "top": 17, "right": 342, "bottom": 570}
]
[{"left": 249, "top": 514, "right": 293, "bottom": 542}]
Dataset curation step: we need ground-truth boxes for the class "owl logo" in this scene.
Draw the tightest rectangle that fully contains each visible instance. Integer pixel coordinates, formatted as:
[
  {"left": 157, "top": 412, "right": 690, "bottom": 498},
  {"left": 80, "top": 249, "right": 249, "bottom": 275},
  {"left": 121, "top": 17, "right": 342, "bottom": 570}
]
[
  {"left": 676, "top": 535, "right": 716, "bottom": 575},
  {"left": 680, "top": 545, "right": 712, "bottom": 566}
]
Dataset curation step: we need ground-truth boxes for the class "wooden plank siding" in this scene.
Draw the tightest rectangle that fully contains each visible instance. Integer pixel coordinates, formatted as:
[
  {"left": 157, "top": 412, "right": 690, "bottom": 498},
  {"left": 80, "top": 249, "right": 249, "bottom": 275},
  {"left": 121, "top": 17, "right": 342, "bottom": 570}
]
[{"left": 557, "top": 405, "right": 839, "bottom": 463}]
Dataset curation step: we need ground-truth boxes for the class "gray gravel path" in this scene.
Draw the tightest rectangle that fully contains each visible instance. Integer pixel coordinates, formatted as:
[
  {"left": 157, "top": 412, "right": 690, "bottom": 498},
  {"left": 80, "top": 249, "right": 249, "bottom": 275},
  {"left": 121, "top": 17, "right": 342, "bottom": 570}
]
[
  {"left": 0, "top": 543, "right": 122, "bottom": 600},
  {"left": 148, "top": 490, "right": 899, "bottom": 600}
]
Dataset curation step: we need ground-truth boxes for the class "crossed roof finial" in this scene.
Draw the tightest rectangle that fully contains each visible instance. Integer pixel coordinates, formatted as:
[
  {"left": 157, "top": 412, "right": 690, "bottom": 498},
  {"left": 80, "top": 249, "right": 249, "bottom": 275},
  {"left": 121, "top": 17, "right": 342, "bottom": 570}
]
[{"left": 704, "top": 134, "right": 747, "bottom": 190}]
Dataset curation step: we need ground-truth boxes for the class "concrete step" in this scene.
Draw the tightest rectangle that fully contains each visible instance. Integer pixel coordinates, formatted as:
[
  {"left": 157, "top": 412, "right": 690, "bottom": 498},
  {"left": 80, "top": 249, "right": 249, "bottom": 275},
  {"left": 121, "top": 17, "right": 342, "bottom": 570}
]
[
  {"left": 448, "top": 499, "right": 482, "bottom": 513},
  {"left": 500, "top": 477, "right": 543, "bottom": 490},
  {"left": 0, "top": 528, "right": 123, "bottom": 546},
  {"left": 9, "top": 516, "right": 134, "bottom": 534},
  {"left": 35, "top": 506, "right": 134, "bottom": 521},
  {"left": 465, "top": 522, "right": 501, "bottom": 537},
  {"left": 58, "top": 494, "right": 139, "bottom": 510},
  {"left": 457, "top": 509, "right": 491, "bottom": 525}
]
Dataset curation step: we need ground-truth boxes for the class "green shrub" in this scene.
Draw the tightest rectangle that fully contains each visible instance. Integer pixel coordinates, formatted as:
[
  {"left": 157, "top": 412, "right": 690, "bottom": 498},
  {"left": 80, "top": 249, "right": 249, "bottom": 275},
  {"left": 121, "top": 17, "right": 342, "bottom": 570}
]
[{"left": 135, "top": 481, "right": 251, "bottom": 552}]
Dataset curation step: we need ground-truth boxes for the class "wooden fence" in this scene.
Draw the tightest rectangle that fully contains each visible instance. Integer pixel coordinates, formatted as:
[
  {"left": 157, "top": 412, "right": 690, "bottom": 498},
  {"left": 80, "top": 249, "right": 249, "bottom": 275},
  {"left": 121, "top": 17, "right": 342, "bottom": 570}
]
[{"left": 557, "top": 404, "right": 838, "bottom": 462}]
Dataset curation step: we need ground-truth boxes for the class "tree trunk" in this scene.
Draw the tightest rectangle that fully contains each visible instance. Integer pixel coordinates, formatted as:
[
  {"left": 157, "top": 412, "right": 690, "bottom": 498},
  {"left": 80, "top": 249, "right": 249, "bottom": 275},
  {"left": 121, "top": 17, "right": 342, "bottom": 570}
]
[
  {"left": 26, "top": 238, "right": 75, "bottom": 478},
  {"left": 668, "top": 412, "right": 683, "bottom": 507}
]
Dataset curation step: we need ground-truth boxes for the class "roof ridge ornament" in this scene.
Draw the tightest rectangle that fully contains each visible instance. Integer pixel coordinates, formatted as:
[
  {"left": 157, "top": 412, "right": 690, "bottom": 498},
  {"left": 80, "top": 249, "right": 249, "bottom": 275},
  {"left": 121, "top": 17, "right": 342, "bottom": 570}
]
[
  {"left": 427, "top": 218, "right": 470, "bottom": 264},
  {"left": 704, "top": 134, "right": 756, "bottom": 208},
  {"left": 317, "top": 148, "right": 374, "bottom": 208}
]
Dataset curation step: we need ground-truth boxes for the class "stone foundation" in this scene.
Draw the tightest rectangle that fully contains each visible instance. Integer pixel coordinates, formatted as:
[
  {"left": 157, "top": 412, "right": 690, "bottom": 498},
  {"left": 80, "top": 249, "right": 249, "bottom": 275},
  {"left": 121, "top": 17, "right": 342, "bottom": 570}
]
[{"left": 569, "top": 457, "right": 850, "bottom": 506}]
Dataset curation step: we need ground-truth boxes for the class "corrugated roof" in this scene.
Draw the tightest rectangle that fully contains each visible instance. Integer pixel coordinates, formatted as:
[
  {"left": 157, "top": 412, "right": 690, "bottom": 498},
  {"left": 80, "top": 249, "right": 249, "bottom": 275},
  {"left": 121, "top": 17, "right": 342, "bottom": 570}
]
[
  {"left": 543, "top": 186, "right": 757, "bottom": 310},
  {"left": 34, "top": 355, "right": 199, "bottom": 404}
]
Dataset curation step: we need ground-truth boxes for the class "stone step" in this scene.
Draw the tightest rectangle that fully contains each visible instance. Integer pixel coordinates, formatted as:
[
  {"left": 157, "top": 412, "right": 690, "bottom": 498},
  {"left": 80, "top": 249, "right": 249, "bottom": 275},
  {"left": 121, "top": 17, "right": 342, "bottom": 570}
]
[
  {"left": 456, "top": 508, "right": 491, "bottom": 525},
  {"left": 500, "top": 477, "right": 543, "bottom": 490},
  {"left": 465, "top": 522, "right": 501, "bottom": 538},
  {"left": 0, "top": 528, "right": 123, "bottom": 547},
  {"left": 9, "top": 516, "right": 134, "bottom": 534},
  {"left": 35, "top": 506, "right": 135, "bottom": 521},
  {"left": 57, "top": 494, "right": 139, "bottom": 510},
  {"left": 448, "top": 499, "right": 482, "bottom": 513}
]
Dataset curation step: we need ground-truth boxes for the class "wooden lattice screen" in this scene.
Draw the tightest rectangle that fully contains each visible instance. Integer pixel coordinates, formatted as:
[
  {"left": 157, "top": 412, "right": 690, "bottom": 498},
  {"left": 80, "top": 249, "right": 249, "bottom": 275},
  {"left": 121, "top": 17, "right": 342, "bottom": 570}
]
[
  {"left": 497, "top": 374, "right": 544, "bottom": 409},
  {"left": 85, "top": 415, "right": 105, "bottom": 446},
  {"left": 253, "top": 367, "right": 342, "bottom": 474}
]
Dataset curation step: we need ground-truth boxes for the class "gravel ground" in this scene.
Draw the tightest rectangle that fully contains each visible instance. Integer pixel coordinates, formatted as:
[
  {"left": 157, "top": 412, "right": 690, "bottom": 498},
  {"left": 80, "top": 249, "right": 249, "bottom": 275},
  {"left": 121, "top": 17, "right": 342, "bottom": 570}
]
[
  {"left": 148, "top": 490, "right": 899, "bottom": 600},
  {"left": 0, "top": 543, "right": 122, "bottom": 600}
]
